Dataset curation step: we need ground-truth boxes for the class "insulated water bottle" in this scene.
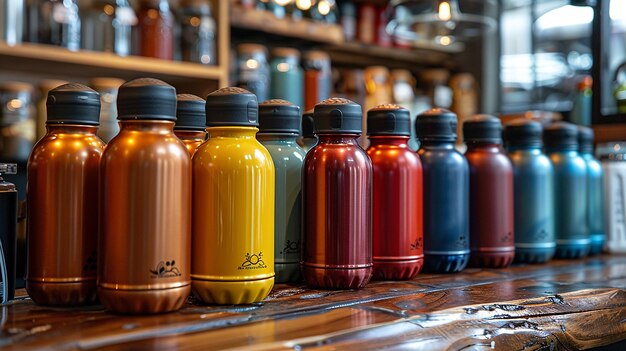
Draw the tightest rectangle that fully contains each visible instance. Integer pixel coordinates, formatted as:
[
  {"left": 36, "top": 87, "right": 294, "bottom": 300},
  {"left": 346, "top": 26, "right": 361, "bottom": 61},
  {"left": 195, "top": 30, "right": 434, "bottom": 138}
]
[{"left": 578, "top": 126, "right": 605, "bottom": 255}]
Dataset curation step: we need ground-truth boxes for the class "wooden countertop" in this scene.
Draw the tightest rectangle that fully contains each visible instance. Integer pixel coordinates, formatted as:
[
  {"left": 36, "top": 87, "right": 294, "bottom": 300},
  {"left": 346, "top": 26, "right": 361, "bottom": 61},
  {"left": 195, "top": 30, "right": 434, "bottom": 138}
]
[{"left": 3, "top": 255, "right": 626, "bottom": 350}]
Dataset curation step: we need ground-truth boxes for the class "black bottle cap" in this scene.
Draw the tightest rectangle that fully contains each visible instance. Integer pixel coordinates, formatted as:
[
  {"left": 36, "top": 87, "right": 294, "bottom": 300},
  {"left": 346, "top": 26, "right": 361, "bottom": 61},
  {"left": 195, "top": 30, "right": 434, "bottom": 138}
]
[
  {"left": 463, "top": 114, "right": 502, "bottom": 144},
  {"left": 543, "top": 122, "right": 578, "bottom": 150},
  {"left": 577, "top": 125, "right": 594, "bottom": 154},
  {"left": 117, "top": 78, "right": 177, "bottom": 121},
  {"left": 302, "top": 109, "right": 314, "bottom": 137},
  {"left": 415, "top": 108, "right": 457, "bottom": 142},
  {"left": 258, "top": 99, "right": 301, "bottom": 134},
  {"left": 46, "top": 83, "right": 101, "bottom": 125},
  {"left": 175, "top": 94, "right": 206, "bottom": 131},
  {"left": 503, "top": 118, "right": 543, "bottom": 148},
  {"left": 313, "top": 97, "right": 362, "bottom": 134},
  {"left": 367, "top": 104, "right": 411, "bottom": 136},
  {"left": 205, "top": 87, "right": 258, "bottom": 127}
]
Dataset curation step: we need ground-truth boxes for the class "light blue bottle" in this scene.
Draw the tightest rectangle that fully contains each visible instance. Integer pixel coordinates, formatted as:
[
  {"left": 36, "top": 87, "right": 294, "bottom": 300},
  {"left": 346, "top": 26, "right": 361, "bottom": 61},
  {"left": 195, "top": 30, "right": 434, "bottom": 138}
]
[
  {"left": 504, "top": 119, "right": 555, "bottom": 263},
  {"left": 578, "top": 126, "right": 605, "bottom": 255},
  {"left": 270, "top": 48, "right": 304, "bottom": 109},
  {"left": 544, "top": 122, "right": 590, "bottom": 259}
]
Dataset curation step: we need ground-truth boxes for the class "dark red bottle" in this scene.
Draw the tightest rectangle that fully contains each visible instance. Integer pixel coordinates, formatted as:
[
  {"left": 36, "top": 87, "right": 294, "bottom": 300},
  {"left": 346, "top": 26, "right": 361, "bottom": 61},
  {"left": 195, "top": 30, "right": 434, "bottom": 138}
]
[
  {"left": 302, "top": 98, "right": 373, "bottom": 289},
  {"left": 366, "top": 104, "right": 423, "bottom": 280},
  {"left": 463, "top": 115, "right": 515, "bottom": 268}
]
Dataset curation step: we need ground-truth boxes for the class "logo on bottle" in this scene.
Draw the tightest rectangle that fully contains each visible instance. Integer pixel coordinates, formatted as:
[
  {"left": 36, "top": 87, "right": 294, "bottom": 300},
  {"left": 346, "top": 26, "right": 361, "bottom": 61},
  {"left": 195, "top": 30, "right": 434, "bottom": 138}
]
[
  {"left": 150, "top": 260, "right": 181, "bottom": 278},
  {"left": 239, "top": 252, "right": 267, "bottom": 270},
  {"left": 457, "top": 235, "right": 468, "bottom": 249},
  {"left": 500, "top": 231, "right": 513, "bottom": 244},
  {"left": 410, "top": 237, "right": 422, "bottom": 250},
  {"left": 82, "top": 250, "right": 97, "bottom": 271},
  {"left": 280, "top": 240, "right": 300, "bottom": 255},
  {"left": 534, "top": 229, "right": 548, "bottom": 241}
]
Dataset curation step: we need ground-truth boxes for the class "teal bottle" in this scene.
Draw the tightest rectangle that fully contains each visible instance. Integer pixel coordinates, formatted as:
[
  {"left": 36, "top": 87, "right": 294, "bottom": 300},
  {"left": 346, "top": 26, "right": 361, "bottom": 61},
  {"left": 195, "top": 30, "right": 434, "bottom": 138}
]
[
  {"left": 578, "top": 126, "right": 605, "bottom": 255},
  {"left": 258, "top": 99, "right": 306, "bottom": 283},
  {"left": 270, "top": 48, "right": 304, "bottom": 109},
  {"left": 544, "top": 122, "right": 590, "bottom": 259}
]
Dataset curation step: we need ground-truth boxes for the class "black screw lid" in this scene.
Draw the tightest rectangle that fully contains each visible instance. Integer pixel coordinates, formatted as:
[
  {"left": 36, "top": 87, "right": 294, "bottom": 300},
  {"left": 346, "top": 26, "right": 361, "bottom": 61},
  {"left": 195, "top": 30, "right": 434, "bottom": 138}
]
[
  {"left": 117, "top": 78, "right": 177, "bottom": 121},
  {"left": 503, "top": 118, "right": 543, "bottom": 148},
  {"left": 367, "top": 104, "right": 411, "bottom": 136},
  {"left": 313, "top": 97, "right": 362, "bottom": 134},
  {"left": 577, "top": 125, "right": 594, "bottom": 154},
  {"left": 543, "top": 122, "right": 578, "bottom": 150},
  {"left": 463, "top": 114, "right": 502, "bottom": 144},
  {"left": 205, "top": 87, "right": 258, "bottom": 127},
  {"left": 175, "top": 94, "right": 206, "bottom": 131},
  {"left": 302, "top": 109, "right": 314, "bottom": 137},
  {"left": 258, "top": 99, "right": 301, "bottom": 134},
  {"left": 46, "top": 83, "right": 101, "bottom": 125},
  {"left": 415, "top": 108, "right": 457, "bottom": 142}
]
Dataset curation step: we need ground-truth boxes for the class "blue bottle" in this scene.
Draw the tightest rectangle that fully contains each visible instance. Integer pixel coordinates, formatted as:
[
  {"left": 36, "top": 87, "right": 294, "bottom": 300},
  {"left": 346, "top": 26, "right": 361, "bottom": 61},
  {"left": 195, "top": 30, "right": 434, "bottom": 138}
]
[
  {"left": 544, "top": 122, "right": 590, "bottom": 258},
  {"left": 578, "top": 126, "right": 605, "bottom": 255},
  {"left": 504, "top": 119, "right": 555, "bottom": 263},
  {"left": 416, "top": 108, "right": 469, "bottom": 273}
]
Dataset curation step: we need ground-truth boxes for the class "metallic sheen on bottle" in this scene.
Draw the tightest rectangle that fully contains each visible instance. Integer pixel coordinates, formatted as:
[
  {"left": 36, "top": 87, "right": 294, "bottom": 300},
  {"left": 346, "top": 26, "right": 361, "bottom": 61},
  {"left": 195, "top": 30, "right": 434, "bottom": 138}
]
[
  {"left": 416, "top": 109, "right": 469, "bottom": 273},
  {"left": 27, "top": 83, "right": 104, "bottom": 306},
  {"left": 99, "top": 78, "right": 191, "bottom": 314},
  {"left": 192, "top": 87, "right": 275, "bottom": 304},
  {"left": 544, "top": 122, "right": 590, "bottom": 259},
  {"left": 366, "top": 104, "right": 423, "bottom": 280},
  {"left": 504, "top": 119, "right": 555, "bottom": 263},
  {"left": 303, "top": 98, "right": 372, "bottom": 289},
  {"left": 579, "top": 127, "right": 605, "bottom": 255}
]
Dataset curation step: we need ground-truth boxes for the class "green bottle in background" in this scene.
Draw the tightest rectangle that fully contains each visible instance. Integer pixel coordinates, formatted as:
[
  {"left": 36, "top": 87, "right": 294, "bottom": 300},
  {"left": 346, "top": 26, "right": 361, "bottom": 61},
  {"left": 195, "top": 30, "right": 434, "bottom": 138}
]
[{"left": 270, "top": 48, "right": 304, "bottom": 110}]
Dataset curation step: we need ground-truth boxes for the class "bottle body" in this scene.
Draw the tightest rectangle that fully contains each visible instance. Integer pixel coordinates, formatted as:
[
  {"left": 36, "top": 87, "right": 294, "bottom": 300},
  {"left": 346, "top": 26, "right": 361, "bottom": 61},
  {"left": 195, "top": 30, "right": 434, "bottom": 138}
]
[
  {"left": 508, "top": 148, "right": 555, "bottom": 263},
  {"left": 175, "top": 130, "right": 206, "bottom": 157},
  {"left": 548, "top": 150, "right": 590, "bottom": 258},
  {"left": 99, "top": 120, "right": 191, "bottom": 313},
  {"left": 303, "top": 134, "right": 372, "bottom": 289},
  {"left": 258, "top": 134, "right": 305, "bottom": 283},
  {"left": 583, "top": 153, "right": 605, "bottom": 255},
  {"left": 465, "top": 144, "right": 515, "bottom": 268},
  {"left": 137, "top": 0, "right": 174, "bottom": 59},
  {"left": 26, "top": 125, "right": 103, "bottom": 306},
  {"left": 192, "top": 127, "right": 275, "bottom": 304},
  {"left": 367, "top": 137, "right": 423, "bottom": 280},
  {"left": 418, "top": 142, "right": 469, "bottom": 273}
]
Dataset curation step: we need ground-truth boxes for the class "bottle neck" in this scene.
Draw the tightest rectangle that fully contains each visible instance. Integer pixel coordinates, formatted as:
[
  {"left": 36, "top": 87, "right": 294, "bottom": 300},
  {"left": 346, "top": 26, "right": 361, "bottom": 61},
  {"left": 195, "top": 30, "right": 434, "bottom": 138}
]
[
  {"left": 46, "top": 124, "right": 98, "bottom": 135},
  {"left": 317, "top": 134, "right": 361, "bottom": 144},
  {"left": 419, "top": 139, "right": 455, "bottom": 149},
  {"left": 174, "top": 129, "right": 206, "bottom": 140},
  {"left": 257, "top": 133, "right": 299, "bottom": 142},
  {"left": 368, "top": 135, "right": 410, "bottom": 146},
  {"left": 465, "top": 142, "right": 502, "bottom": 152},
  {"left": 119, "top": 120, "right": 175, "bottom": 133},
  {"left": 207, "top": 126, "right": 258, "bottom": 139}
]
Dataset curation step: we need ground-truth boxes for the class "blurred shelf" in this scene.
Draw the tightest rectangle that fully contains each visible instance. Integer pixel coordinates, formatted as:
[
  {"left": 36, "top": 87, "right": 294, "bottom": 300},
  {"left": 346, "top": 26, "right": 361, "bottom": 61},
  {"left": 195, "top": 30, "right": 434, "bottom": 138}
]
[{"left": 593, "top": 122, "right": 626, "bottom": 142}]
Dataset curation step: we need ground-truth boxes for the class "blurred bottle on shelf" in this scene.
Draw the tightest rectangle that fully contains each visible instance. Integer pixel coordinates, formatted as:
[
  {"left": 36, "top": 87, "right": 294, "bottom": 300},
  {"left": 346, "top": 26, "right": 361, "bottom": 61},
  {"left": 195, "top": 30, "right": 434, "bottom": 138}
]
[
  {"left": 364, "top": 66, "right": 392, "bottom": 146},
  {"left": 236, "top": 43, "right": 270, "bottom": 102},
  {"left": 599, "top": 142, "right": 626, "bottom": 254},
  {"left": 26, "top": 0, "right": 81, "bottom": 51},
  {"left": 578, "top": 127, "right": 604, "bottom": 255},
  {"left": 178, "top": 0, "right": 216, "bottom": 65},
  {"left": 137, "top": 0, "right": 174, "bottom": 60},
  {"left": 422, "top": 69, "right": 452, "bottom": 109},
  {"left": 238, "top": 0, "right": 257, "bottom": 10},
  {"left": 356, "top": 2, "right": 376, "bottom": 44},
  {"left": 450, "top": 73, "right": 478, "bottom": 149},
  {"left": 1, "top": 0, "right": 24, "bottom": 45},
  {"left": 310, "top": 0, "right": 337, "bottom": 24},
  {"left": 571, "top": 75, "right": 592, "bottom": 126},
  {"left": 391, "top": 69, "right": 416, "bottom": 148},
  {"left": 90, "top": 77, "right": 124, "bottom": 143},
  {"left": 375, "top": 5, "right": 391, "bottom": 47},
  {"left": 303, "top": 50, "right": 331, "bottom": 111},
  {"left": 81, "top": 0, "right": 135, "bottom": 56},
  {"left": 270, "top": 47, "right": 304, "bottom": 109},
  {"left": 614, "top": 63, "right": 626, "bottom": 114},
  {"left": 36, "top": 79, "right": 67, "bottom": 141},
  {"left": 340, "top": 1, "right": 356, "bottom": 41}
]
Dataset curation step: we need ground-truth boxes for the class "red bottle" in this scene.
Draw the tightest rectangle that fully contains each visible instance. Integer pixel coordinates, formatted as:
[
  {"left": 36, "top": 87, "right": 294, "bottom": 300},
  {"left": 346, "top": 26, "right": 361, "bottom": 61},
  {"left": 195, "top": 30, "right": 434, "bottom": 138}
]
[
  {"left": 302, "top": 98, "right": 372, "bottom": 289},
  {"left": 366, "top": 104, "right": 423, "bottom": 280},
  {"left": 463, "top": 115, "right": 515, "bottom": 268}
]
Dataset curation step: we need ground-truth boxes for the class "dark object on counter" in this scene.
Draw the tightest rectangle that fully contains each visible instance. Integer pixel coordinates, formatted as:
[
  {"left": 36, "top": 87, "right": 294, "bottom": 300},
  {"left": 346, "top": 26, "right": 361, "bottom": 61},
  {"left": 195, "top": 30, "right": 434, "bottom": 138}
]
[
  {"left": 578, "top": 126, "right": 605, "bottom": 255},
  {"left": 178, "top": 0, "right": 216, "bottom": 65},
  {"left": 464, "top": 115, "right": 515, "bottom": 268},
  {"left": 303, "top": 97, "right": 372, "bottom": 289},
  {"left": 544, "top": 122, "right": 590, "bottom": 259},
  {"left": 416, "top": 108, "right": 469, "bottom": 273},
  {"left": 26, "top": 0, "right": 80, "bottom": 50},
  {"left": 367, "top": 104, "right": 423, "bottom": 280},
  {"left": 81, "top": 0, "right": 135, "bottom": 56},
  {"left": 175, "top": 93, "right": 206, "bottom": 157},
  {"left": 0, "top": 163, "right": 17, "bottom": 303},
  {"left": 26, "top": 83, "right": 103, "bottom": 307},
  {"left": 137, "top": 0, "right": 174, "bottom": 59}
]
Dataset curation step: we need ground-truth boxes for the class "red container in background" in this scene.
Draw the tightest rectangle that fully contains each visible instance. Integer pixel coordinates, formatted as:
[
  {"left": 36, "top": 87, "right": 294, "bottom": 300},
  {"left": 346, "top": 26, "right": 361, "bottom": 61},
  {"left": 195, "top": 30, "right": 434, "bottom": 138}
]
[
  {"left": 366, "top": 104, "right": 423, "bottom": 280},
  {"left": 137, "top": 0, "right": 174, "bottom": 60},
  {"left": 357, "top": 3, "right": 376, "bottom": 45}
]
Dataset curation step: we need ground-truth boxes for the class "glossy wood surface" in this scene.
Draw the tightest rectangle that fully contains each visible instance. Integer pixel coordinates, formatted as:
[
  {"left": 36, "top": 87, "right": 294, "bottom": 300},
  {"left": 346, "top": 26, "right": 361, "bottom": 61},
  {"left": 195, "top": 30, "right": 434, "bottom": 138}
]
[{"left": 2, "top": 255, "right": 626, "bottom": 350}]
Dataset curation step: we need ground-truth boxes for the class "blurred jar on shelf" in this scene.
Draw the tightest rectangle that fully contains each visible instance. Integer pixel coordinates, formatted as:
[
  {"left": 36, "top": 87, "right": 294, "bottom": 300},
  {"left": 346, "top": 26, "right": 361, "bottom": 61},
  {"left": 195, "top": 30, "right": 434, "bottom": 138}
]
[
  {"left": 364, "top": 66, "right": 392, "bottom": 146},
  {"left": 391, "top": 69, "right": 417, "bottom": 148},
  {"left": 356, "top": 1, "right": 376, "bottom": 44},
  {"left": 303, "top": 50, "right": 331, "bottom": 111},
  {"left": 375, "top": 5, "right": 391, "bottom": 47},
  {"left": 340, "top": 1, "right": 356, "bottom": 41},
  {"left": 270, "top": 47, "right": 304, "bottom": 109},
  {"left": 1, "top": 0, "right": 24, "bottom": 45},
  {"left": 136, "top": 0, "right": 174, "bottom": 60},
  {"left": 90, "top": 77, "right": 124, "bottom": 143},
  {"left": 236, "top": 43, "right": 270, "bottom": 102},
  {"left": 36, "top": 79, "right": 67, "bottom": 141},
  {"left": 450, "top": 73, "right": 478, "bottom": 149},
  {"left": 178, "top": 0, "right": 216, "bottom": 65},
  {"left": 25, "top": 0, "right": 81, "bottom": 51},
  {"left": 422, "top": 69, "right": 452, "bottom": 109},
  {"left": 310, "top": 0, "right": 338, "bottom": 24},
  {"left": 80, "top": 0, "right": 135, "bottom": 56}
]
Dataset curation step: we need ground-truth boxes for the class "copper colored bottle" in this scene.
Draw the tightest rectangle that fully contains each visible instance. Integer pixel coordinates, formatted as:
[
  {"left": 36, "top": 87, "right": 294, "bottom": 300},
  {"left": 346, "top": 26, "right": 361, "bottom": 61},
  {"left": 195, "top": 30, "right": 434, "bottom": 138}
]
[
  {"left": 463, "top": 115, "right": 515, "bottom": 268},
  {"left": 302, "top": 98, "right": 373, "bottom": 289},
  {"left": 175, "top": 94, "right": 206, "bottom": 157},
  {"left": 366, "top": 104, "right": 423, "bottom": 280},
  {"left": 137, "top": 0, "right": 174, "bottom": 60},
  {"left": 26, "top": 83, "right": 104, "bottom": 306},
  {"left": 99, "top": 78, "right": 191, "bottom": 314}
]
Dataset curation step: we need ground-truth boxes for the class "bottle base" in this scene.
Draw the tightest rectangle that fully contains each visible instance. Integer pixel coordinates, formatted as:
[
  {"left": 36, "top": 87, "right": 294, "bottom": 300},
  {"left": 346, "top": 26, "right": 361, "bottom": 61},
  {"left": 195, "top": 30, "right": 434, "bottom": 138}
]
[
  {"left": 555, "top": 244, "right": 590, "bottom": 259},
  {"left": 275, "top": 263, "right": 302, "bottom": 284},
  {"left": 422, "top": 254, "right": 469, "bottom": 273},
  {"left": 373, "top": 258, "right": 423, "bottom": 280},
  {"left": 302, "top": 266, "right": 372, "bottom": 289},
  {"left": 469, "top": 251, "right": 515, "bottom": 268},
  {"left": 589, "top": 234, "right": 606, "bottom": 256},
  {"left": 98, "top": 284, "right": 190, "bottom": 314},
  {"left": 26, "top": 280, "right": 98, "bottom": 307},
  {"left": 514, "top": 247, "right": 555, "bottom": 264},
  {"left": 192, "top": 277, "right": 274, "bottom": 305}
]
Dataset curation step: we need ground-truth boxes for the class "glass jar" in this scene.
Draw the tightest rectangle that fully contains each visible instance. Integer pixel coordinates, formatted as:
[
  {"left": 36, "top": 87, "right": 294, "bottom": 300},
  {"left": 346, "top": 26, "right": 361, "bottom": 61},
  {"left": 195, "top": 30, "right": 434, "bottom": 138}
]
[
  {"left": 136, "top": 0, "right": 174, "bottom": 60},
  {"left": 26, "top": 0, "right": 80, "bottom": 51},
  {"left": 270, "top": 47, "right": 304, "bottom": 108},
  {"left": 236, "top": 44, "right": 270, "bottom": 102},
  {"left": 80, "top": 0, "right": 136, "bottom": 56},
  {"left": 177, "top": 0, "right": 216, "bottom": 65}
]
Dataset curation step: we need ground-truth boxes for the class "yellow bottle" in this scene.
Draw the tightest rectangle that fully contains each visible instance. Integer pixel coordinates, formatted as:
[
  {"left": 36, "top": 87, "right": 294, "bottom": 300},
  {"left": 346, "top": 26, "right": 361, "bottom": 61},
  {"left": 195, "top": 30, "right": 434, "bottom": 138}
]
[{"left": 192, "top": 87, "right": 275, "bottom": 304}]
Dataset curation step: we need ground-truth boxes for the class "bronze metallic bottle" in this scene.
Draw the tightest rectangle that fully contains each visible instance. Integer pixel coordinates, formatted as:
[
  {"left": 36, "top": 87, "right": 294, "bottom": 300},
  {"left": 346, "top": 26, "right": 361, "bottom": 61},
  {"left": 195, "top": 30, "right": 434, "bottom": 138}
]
[
  {"left": 175, "top": 94, "right": 207, "bottom": 157},
  {"left": 99, "top": 78, "right": 191, "bottom": 314},
  {"left": 26, "top": 83, "right": 104, "bottom": 306}
]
